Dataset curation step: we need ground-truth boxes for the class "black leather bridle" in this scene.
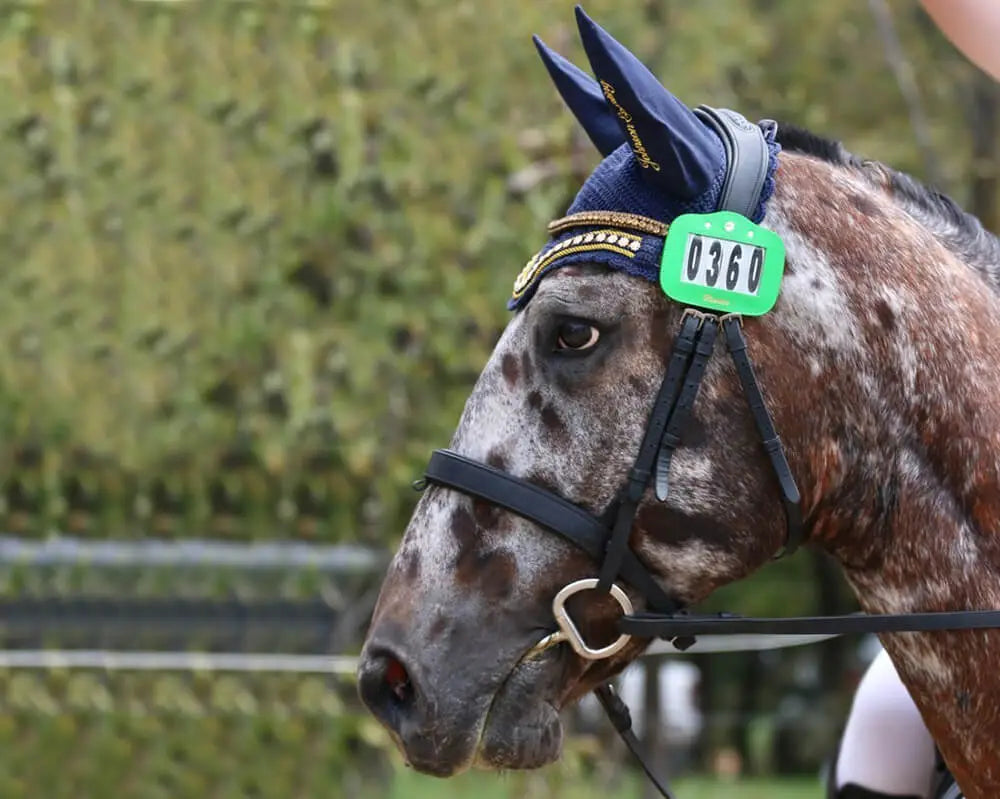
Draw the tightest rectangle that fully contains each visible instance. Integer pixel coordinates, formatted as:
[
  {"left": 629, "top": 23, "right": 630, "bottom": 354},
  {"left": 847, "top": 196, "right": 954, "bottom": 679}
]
[
  {"left": 414, "top": 110, "right": 1000, "bottom": 799},
  {"left": 420, "top": 308, "right": 804, "bottom": 797},
  {"left": 424, "top": 309, "right": 803, "bottom": 643}
]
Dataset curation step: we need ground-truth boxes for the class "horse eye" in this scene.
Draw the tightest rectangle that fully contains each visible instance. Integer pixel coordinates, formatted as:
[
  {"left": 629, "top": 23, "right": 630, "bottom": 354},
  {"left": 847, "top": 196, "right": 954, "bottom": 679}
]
[{"left": 555, "top": 321, "right": 600, "bottom": 351}]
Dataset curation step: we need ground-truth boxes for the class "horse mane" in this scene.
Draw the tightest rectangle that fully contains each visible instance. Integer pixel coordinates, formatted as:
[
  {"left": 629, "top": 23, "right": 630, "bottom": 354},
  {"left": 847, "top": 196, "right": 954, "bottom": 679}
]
[{"left": 775, "top": 123, "right": 1000, "bottom": 294}]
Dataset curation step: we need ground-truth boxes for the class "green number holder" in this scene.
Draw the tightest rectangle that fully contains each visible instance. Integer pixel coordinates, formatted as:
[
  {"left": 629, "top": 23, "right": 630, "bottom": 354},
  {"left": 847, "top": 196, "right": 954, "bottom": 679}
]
[{"left": 659, "top": 210, "right": 786, "bottom": 316}]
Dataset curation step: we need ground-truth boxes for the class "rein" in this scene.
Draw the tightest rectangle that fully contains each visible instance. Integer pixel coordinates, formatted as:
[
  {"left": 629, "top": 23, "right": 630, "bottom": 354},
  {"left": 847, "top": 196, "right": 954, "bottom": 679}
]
[{"left": 415, "top": 109, "right": 1000, "bottom": 798}]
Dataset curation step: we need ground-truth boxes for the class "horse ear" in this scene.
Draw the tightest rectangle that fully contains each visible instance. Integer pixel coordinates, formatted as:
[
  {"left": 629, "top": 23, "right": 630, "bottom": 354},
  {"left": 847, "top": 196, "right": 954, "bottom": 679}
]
[
  {"left": 533, "top": 35, "right": 625, "bottom": 156},
  {"left": 574, "top": 5, "right": 725, "bottom": 200}
]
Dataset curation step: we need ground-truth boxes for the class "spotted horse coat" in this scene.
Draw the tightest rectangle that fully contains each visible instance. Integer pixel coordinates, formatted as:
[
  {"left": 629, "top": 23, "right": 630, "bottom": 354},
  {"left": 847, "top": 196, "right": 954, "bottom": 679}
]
[{"left": 359, "top": 8, "right": 1000, "bottom": 797}]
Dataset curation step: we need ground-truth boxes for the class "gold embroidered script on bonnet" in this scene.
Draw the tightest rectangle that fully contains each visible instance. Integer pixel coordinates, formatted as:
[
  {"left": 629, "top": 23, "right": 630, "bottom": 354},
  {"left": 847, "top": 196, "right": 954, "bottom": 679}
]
[{"left": 599, "top": 81, "right": 661, "bottom": 171}]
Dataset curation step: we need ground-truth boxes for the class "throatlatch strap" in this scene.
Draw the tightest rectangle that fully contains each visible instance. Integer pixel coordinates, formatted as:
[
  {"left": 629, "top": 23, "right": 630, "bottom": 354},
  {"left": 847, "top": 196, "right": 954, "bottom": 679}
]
[
  {"left": 655, "top": 316, "right": 719, "bottom": 501},
  {"left": 721, "top": 316, "right": 804, "bottom": 554},
  {"left": 595, "top": 684, "right": 677, "bottom": 799},
  {"left": 595, "top": 313, "right": 701, "bottom": 596}
]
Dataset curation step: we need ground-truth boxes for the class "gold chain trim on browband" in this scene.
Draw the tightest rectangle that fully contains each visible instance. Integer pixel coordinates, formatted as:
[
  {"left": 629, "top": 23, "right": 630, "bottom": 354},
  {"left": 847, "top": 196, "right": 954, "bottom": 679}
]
[
  {"left": 512, "top": 229, "right": 645, "bottom": 299},
  {"left": 547, "top": 211, "right": 668, "bottom": 237}
]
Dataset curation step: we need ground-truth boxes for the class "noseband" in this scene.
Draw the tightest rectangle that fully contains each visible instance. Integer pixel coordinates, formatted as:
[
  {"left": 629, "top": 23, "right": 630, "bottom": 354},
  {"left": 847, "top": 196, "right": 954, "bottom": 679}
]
[{"left": 414, "top": 111, "right": 1000, "bottom": 799}]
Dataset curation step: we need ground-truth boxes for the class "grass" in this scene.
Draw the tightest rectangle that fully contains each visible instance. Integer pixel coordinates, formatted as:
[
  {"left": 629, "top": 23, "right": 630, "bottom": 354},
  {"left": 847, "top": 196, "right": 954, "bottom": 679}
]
[{"left": 390, "top": 768, "right": 823, "bottom": 799}]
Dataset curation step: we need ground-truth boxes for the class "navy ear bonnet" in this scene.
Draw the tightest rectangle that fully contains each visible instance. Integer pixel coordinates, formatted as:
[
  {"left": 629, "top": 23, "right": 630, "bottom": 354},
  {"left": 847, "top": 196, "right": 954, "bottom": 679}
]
[{"left": 509, "top": 7, "right": 780, "bottom": 310}]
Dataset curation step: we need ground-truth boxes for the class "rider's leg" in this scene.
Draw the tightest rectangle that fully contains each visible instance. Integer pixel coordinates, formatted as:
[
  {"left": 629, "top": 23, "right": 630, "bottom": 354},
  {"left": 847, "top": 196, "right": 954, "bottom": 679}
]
[{"left": 830, "top": 647, "right": 937, "bottom": 799}]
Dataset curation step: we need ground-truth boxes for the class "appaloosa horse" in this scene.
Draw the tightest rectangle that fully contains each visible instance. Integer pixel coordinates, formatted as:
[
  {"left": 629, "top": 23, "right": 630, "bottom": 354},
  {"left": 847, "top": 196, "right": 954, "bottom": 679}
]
[{"left": 358, "top": 8, "right": 1000, "bottom": 797}]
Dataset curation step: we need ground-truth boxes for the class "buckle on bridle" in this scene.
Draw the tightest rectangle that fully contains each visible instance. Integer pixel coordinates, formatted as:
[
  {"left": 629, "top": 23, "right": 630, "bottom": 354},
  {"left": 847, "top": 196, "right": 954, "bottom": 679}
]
[
  {"left": 523, "top": 578, "right": 634, "bottom": 661},
  {"left": 680, "top": 307, "right": 709, "bottom": 327}
]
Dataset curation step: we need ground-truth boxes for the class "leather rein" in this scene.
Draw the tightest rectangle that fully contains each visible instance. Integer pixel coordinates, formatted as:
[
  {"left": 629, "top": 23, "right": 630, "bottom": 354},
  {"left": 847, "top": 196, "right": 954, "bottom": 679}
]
[{"left": 414, "top": 108, "right": 1000, "bottom": 798}]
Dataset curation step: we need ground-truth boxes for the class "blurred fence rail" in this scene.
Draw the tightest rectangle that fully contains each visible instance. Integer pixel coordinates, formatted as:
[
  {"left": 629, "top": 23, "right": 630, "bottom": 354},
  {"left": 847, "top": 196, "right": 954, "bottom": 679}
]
[
  {"left": 0, "top": 535, "right": 383, "bottom": 570},
  {"left": 0, "top": 596, "right": 348, "bottom": 651},
  {"left": 0, "top": 535, "right": 386, "bottom": 652},
  {"left": 0, "top": 649, "right": 359, "bottom": 674},
  {"left": 0, "top": 535, "right": 391, "bottom": 798}
]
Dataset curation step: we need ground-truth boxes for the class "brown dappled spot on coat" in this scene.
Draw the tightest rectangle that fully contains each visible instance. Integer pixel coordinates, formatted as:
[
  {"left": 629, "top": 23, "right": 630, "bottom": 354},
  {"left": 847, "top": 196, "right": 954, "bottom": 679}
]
[
  {"left": 398, "top": 547, "right": 421, "bottom": 582},
  {"left": 450, "top": 505, "right": 478, "bottom": 554},
  {"left": 501, "top": 352, "right": 519, "bottom": 388},
  {"left": 427, "top": 613, "right": 448, "bottom": 642},
  {"left": 455, "top": 545, "right": 516, "bottom": 600},
  {"left": 450, "top": 504, "right": 516, "bottom": 599},
  {"left": 540, "top": 403, "right": 568, "bottom": 442},
  {"left": 874, "top": 299, "right": 896, "bottom": 331},
  {"left": 520, "top": 350, "right": 535, "bottom": 382},
  {"left": 635, "top": 502, "right": 736, "bottom": 550},
  {"left": 486, "top": 449, "right": 509, "bottom": 471},
  {"left": 474, "top": 497, "right": 502, "bottom": 529}
]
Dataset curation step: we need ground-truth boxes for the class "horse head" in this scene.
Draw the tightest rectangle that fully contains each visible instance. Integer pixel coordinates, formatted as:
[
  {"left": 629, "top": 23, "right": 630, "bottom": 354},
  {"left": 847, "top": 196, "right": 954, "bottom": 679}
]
[{"left": 359, "top": 8, "right": 1000, "bottom": 794}]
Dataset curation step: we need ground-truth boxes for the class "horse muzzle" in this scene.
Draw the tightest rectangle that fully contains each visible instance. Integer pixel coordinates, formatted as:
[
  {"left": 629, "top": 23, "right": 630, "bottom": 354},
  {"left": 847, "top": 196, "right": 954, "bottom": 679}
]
[
  {"left": 357, "top": 635, "right": 486, "bottom": 775},
  {"left": 357, "top": 618, "right": 568, "bottom": 775}
]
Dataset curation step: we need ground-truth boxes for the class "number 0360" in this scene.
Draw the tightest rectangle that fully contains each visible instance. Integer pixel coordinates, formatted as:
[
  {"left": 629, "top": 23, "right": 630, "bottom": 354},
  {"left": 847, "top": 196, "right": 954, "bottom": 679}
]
[{"left": 682, "top": 235, "right": 764, "bottom": 296}]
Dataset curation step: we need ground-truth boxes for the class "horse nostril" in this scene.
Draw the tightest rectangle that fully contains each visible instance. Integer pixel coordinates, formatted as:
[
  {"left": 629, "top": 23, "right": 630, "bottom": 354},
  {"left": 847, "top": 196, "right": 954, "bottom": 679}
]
[
  {"left": 358, "top": 647, "right": 418, "bottom": 729},
  {"left": 384, "top": 655, "right": 414, "bottom": 704}
]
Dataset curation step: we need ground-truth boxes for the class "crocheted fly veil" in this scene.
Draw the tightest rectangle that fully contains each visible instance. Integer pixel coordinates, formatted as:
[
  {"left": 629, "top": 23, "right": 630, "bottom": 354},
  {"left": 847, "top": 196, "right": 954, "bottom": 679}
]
[{"left": 510, "top": 6, "right": 780, "bottom": 310}]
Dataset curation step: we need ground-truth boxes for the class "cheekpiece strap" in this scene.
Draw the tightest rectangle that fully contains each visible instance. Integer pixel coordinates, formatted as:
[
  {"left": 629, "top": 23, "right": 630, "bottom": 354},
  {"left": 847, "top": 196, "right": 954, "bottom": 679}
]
[{"left": 721, "top": 316, "right": 803, "bottom": 554}]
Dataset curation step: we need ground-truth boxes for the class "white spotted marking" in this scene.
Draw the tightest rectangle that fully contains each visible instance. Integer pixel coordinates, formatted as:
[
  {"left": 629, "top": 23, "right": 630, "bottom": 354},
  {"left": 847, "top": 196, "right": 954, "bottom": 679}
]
[
  {"left": 662, "top": 450, "right": 719, "bottom": 515},
  {"left": 636, "top": 539, "right": 742, "bottom": 600}
]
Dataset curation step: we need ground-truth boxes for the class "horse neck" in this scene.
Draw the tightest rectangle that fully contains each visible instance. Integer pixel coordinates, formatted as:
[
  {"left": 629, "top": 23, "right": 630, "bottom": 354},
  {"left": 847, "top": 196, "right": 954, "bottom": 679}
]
[
  {"left": 809, "top": 307, "right": 1000, "bottom": 593},
  {"left": 765, "top": 178, "right": 1000, "bottom": 794},
  {"left": 764, "top": 160, "right": 1000, "bottom": 588},
  {"left": 831, "top": 324, "right": 1000, "bottom": 795}
]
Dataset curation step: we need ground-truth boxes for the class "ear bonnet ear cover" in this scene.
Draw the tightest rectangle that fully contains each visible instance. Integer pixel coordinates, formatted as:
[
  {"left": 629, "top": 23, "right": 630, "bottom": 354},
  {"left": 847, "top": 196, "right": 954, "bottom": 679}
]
[{"left": 510, "top": 6, "right": 780, "bottom": 310}]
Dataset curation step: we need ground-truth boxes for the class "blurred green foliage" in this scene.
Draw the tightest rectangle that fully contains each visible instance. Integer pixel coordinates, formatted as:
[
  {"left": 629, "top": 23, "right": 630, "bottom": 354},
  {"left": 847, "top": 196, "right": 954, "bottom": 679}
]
[
  {"left": 391, "top": 771, "right": 822, "bottom": 799},
  {"left": 0, "top": 558, "right": 364, "bottom": 601},
  {"left": 0, "top": 662, "right": 828, "bottom": 798},
  {"left": 0, "top": 669, "right": 392, "bottom": 798},
  {"left": 0, "top": 0, "right": 986, "bottom": 545},
  {"left": 0, "top": 659, "right": 825, "bottom": 799}
]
